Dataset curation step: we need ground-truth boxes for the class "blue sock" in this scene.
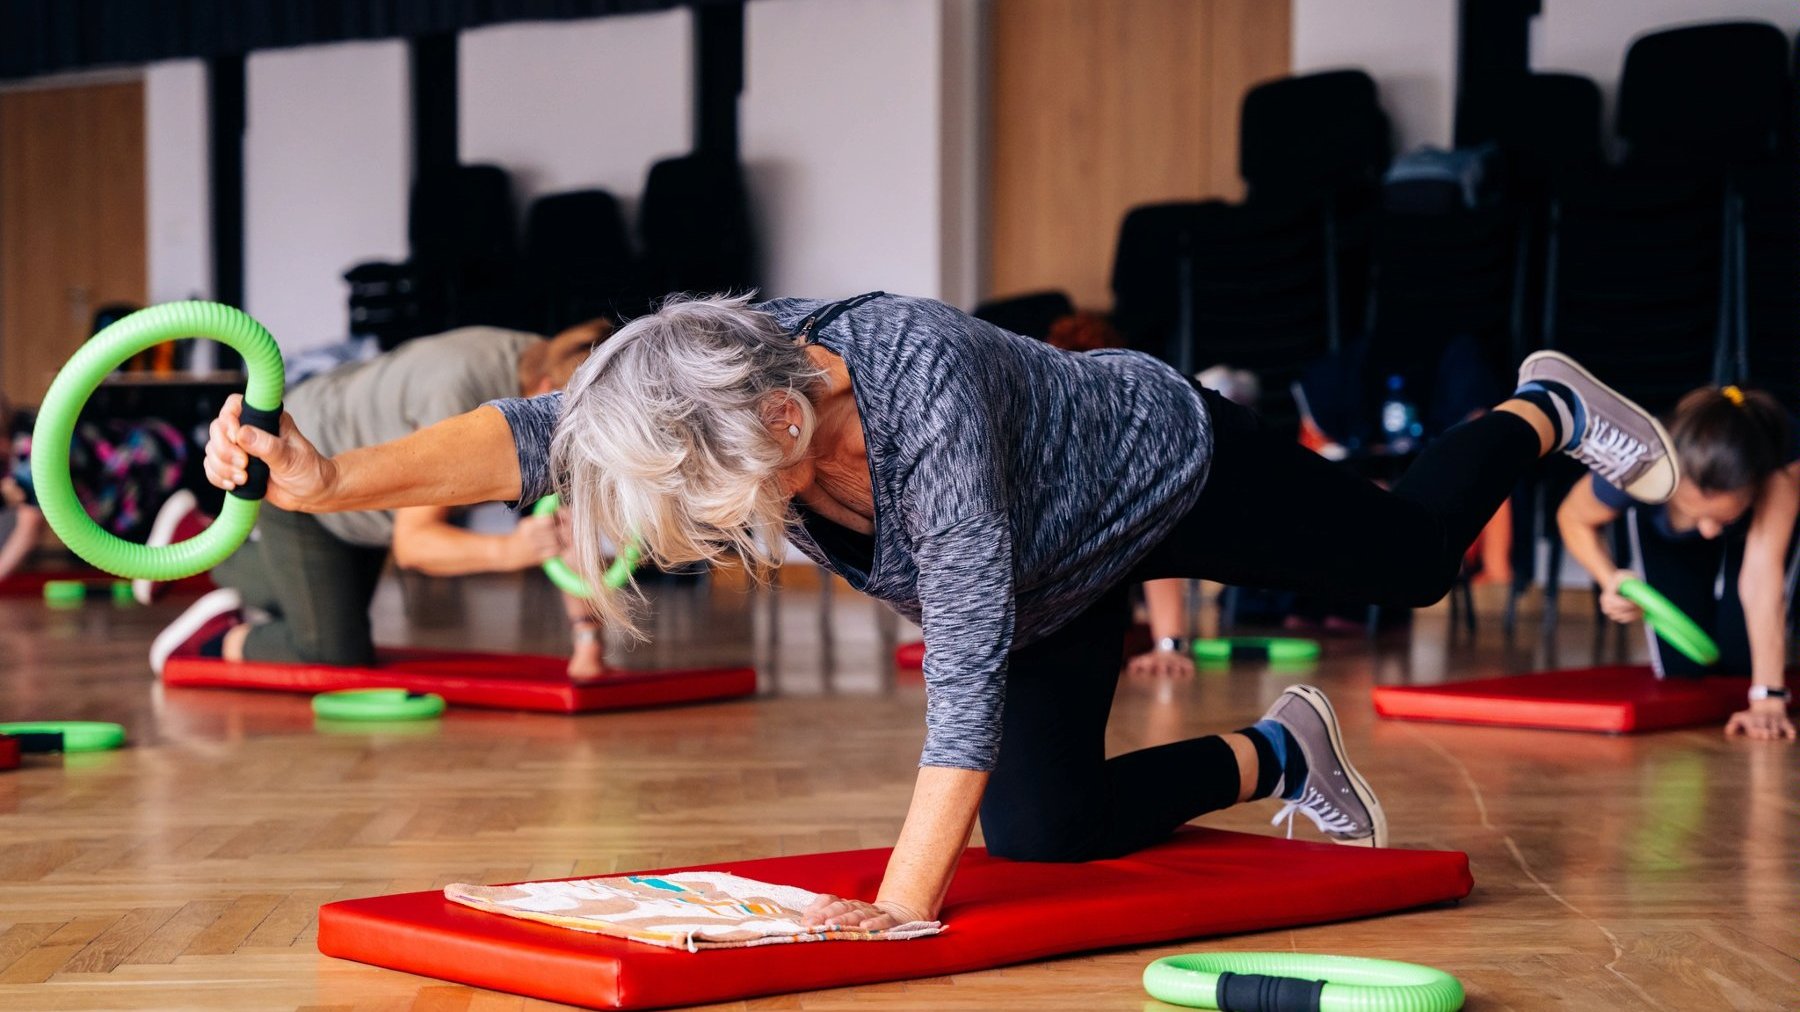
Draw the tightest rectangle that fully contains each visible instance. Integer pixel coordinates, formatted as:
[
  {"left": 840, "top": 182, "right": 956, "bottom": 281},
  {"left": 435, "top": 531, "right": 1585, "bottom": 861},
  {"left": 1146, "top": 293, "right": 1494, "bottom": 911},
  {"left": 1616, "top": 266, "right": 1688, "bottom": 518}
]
[
  {"left": 1248, "top": 718, "right": 1307, "bottom": 801},
  {"left": 1514, "top": 380, "right": 1583, "bottom": 451}
]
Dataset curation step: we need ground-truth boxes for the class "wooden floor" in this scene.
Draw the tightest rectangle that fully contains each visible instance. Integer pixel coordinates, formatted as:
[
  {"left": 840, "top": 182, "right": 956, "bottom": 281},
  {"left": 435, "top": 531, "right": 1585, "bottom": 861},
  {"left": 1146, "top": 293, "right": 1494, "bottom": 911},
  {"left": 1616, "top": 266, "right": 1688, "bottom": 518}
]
[{"left": 0, "top": 570, "right": 1794, "bottom": 1011}]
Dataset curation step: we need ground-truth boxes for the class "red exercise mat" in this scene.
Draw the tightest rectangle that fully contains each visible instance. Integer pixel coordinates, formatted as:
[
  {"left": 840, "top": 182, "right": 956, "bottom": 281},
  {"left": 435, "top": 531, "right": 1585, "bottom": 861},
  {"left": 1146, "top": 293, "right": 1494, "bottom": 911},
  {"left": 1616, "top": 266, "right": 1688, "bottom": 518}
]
[
  {"left": 0, "top": 735, "right": 19, "bottom": 771},
  {"left": 162, "top": 647, "right": 755, "bottom": 714},
  {"left": 1372, "top": 665, "right": 1752, "bottom": 733},
  {"left": 0, "top": 569, "right": 213, "bottom": 598},
  {"left": 318, "top": 827, "right": 1471, "bottom": 1010},
  {"left": 895, "top": 622, "right": 1154, "bottom": 670}
]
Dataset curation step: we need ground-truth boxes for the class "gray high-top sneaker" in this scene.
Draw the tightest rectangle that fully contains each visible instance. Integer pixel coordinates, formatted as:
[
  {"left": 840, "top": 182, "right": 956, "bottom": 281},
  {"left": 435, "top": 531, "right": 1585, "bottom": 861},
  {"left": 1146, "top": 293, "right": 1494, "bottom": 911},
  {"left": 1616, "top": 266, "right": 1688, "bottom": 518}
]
[
  {"left": 1518, "top": 350, "right": 1680, "bottom": 504},
  {"left": 1261, "top": 686, "right": 1388, "bottom": 848}
]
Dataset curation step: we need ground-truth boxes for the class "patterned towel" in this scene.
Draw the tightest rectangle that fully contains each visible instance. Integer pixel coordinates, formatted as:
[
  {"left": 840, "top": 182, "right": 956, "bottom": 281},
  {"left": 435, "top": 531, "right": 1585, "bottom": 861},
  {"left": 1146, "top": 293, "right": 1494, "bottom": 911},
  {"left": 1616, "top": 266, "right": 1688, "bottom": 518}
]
[{"left": 444, "top": 872, "right": 944, "bottom": 952}]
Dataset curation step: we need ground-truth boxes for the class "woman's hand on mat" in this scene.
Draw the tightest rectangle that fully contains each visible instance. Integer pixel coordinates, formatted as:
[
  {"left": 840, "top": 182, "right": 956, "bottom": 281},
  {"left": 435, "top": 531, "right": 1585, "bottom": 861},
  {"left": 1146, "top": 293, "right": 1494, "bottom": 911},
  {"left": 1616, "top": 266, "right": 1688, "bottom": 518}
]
[
  {"left": 1599, "top": 571, "right": 1644, "bottom": 624},
  {"left": 799, "top": 895, "right": 925, "bottom": 931},
  {"left": 1125, "top": 647, "right": 1195, "bottom": 681},
  {"left": 1725, "top": 699, "right": 1797, "bottom": 740},
  {"left": 205, "top": 394, "right": 337, "bottom": 511}
]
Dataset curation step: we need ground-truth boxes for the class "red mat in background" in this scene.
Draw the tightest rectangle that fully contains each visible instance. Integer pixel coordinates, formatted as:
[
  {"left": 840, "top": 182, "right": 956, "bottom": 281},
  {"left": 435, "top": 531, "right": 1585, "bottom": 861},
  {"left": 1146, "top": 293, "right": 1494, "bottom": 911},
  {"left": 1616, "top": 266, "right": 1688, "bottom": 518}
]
[
  {"left": 163, "top": 647, "right": 755, "bottom": 714},
  {"left": 0, "top": 735, "right": 19, "bottom": 771},
  {"left": 0, "top": 568, "right": 213, "bottom": 598},
  {"left": 1372, "top": 665, "right": 1752, "bottom": 733},
  {"left": 894, "top": 622, "right": 1154, "bottom": 670},
  {"left": 319, "top": 827, "right": 1472, "bottom": 1011}
]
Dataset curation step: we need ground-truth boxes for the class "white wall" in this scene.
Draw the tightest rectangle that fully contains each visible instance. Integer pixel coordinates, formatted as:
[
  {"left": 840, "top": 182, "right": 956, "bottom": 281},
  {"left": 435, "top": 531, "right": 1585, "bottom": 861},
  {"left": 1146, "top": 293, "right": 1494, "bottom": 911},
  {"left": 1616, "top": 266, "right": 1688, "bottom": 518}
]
[
  {"left": 243, "top": 40, "right": 410, "bottom": 352},
  {"left": 145, "top": 61, "right": 211, "bottom": 305},
  {"left": 460, "top": 10, "right": 693, "bottom": 222},
  {"left": 1291, "top": 0, "right": 1457, "bottom": 150},
  {"left": 742, "top": 0, "right": 959, "bottom": 301},
  {"left": 1533, "top": 0, "right": 1800, "bottom": 132}
]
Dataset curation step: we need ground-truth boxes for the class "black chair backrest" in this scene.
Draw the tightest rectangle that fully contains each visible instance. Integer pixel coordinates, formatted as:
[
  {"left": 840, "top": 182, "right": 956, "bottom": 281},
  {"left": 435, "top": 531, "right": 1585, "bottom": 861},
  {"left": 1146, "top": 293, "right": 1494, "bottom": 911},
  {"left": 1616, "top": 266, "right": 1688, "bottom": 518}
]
[
  {"left": 1490, "top": 73, "right": 1604, "bottom": 193},
  {"left": 1239, "top": 69, "right": 1391, "bottom": 198},
  {"left": 638, "top": 152, "right": 756, "bottom": 299},
  {"left": 1618, "top": 21, "right": 1792, "bottom": 169},
  {"left": 972, "top": 292, "right": 1074, "bottom": 341},
  {"left": 410, "top": 163, "right": 517, "bottom": 268},
  {"left": 523, "top": 189, "right": 640, "bottom": 329}
]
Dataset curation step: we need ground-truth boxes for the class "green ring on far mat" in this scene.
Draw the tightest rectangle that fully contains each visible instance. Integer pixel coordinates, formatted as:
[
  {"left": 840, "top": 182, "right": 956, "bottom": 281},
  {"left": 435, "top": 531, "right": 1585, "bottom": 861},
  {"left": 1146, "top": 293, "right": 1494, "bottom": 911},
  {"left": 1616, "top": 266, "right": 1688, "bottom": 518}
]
[
  {"left": 530, "top": 494, "right": 639, "bottom": 598},
  {"left": 1192, "top": 637, "right": 1321, "bottom": 663},
  {"left": 42, "top": 580, "right": 87, "bottom": 605},
  {"left": 0, "top": 721, "right": 127, "bottom": 753},
  {"left": 1143, "top": 952, "right": 1464, "bottom": 1011},
  {"left": 31, "top": 302, "right": 284, "bottom": 580},
  {"left": 1616, "top": 577, "right": 1720, "bottom": 666},
  {"left": 311, "top": 689, "right": 446, "bottom": 722}
]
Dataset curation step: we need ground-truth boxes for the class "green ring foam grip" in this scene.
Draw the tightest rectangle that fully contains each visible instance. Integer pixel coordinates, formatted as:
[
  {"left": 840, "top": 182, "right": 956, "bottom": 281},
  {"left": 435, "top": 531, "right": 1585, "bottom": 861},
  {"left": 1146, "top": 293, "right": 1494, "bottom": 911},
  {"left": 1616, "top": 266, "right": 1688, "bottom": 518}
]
[
  {"left": 311, "top": 689, "right": 446, "bottom": 722},
  {"left": 1143, "top": 952, "right": 1464, "bottom": 1011},
  {"left": 0, "top": 721, "right": 126, "bottom": 753},
  {"left": 530, "top": 494, "right": 638, "bottom": 598},
  {"left": 1616, "top": 577, "right": 1720, "bottom": 666},
  {"left": 1192, "top": 637, "right": 1322, "bottom": 664},
  {"left": 31, "top": 302, "right": 284, "bottom": 581}
]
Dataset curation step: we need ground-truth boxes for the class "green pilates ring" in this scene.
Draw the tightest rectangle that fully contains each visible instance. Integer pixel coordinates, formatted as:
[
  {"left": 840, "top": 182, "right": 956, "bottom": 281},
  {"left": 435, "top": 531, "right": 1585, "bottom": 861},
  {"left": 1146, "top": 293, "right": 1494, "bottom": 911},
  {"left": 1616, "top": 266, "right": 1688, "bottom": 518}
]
[
  {"left": 311, "top": 689, "right": 446, "bottom": 722},
  {"left": 1143, "top": 952, "right": 1464, "bottom": 1011},
  {"left": 31, "top": 302, "right": 284, "bottom": 581},
  {"left": 1616, "top": 577, "right": 1719, "bottom": 666},
  {"left": 1192, "top": 637, "right": 1321, "bottom": 664},
  {"left": 0, "top": 721, "right": 126, "bottom": 753},
  {"left": 530, "top": 494, "right": 639, "bottom": 597}
]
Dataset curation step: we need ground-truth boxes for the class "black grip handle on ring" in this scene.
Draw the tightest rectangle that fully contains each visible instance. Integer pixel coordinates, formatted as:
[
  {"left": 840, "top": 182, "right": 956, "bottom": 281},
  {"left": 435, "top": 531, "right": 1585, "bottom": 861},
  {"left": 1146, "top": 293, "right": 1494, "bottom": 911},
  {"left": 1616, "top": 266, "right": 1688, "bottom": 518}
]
[
  {"left": 1216, "top": 971, "right": 1327, "bottom": 1012},
  {"left": 230, "top": 401, "right": 283, "bottom": 502}
]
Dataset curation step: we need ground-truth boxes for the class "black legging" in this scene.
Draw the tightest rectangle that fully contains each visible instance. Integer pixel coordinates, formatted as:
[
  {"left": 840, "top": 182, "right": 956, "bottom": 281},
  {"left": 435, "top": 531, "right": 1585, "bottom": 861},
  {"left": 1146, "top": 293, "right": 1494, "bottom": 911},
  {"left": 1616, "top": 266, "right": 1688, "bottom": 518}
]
[{"left": 980, "top": 389, "right": 1543, "bottom": 861}]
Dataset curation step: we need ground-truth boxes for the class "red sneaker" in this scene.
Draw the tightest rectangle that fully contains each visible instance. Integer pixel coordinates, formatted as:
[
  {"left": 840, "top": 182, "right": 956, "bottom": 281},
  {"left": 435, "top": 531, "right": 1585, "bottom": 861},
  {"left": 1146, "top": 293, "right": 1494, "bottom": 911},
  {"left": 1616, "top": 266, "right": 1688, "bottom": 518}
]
[
  {"left": 149, "top": 587, "right": 241, "bottom": 675},
  {"left": 133, "top": 490, "right": 213, "bottom": 604}
]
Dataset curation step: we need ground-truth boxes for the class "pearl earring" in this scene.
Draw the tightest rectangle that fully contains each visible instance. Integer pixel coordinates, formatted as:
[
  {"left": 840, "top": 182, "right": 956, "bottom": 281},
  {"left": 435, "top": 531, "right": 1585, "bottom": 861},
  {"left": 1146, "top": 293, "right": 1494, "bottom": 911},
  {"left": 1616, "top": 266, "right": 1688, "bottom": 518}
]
[{"left": 787, "top": 424, "right": 801, "bottom": 438}]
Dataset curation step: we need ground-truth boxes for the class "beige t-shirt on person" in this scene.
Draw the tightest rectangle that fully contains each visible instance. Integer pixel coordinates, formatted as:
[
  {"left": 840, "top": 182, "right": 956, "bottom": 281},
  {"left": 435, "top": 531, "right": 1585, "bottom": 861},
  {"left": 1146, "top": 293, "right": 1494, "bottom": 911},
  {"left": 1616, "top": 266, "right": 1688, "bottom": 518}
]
[{"left": 285, "top": 326, "right": 542, "bottom": 547}]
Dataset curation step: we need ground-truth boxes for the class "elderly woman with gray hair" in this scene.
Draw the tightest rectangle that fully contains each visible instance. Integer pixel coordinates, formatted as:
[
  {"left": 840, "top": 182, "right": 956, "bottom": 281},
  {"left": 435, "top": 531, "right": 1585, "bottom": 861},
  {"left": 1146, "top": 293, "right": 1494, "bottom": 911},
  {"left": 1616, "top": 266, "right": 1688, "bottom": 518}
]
[{"left": 205, "top": 290, "right": 1677, "bottom": 931}]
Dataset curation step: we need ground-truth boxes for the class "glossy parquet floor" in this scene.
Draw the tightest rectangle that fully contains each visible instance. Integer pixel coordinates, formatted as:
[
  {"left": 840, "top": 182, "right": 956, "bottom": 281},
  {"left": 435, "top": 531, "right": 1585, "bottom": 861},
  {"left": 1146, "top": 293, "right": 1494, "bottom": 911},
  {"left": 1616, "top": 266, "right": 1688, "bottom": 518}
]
[{"left": 0, "top": 568, "right": 1794, "bottom": 1011}]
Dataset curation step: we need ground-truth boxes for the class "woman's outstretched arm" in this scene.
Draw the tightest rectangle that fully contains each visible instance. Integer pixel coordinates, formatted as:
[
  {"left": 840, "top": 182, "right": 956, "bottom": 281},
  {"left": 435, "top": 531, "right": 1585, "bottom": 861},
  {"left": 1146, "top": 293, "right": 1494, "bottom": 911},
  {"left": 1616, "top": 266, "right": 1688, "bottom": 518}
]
[{"left": 203, "top": 393, "right": 525, "bottom": 512}]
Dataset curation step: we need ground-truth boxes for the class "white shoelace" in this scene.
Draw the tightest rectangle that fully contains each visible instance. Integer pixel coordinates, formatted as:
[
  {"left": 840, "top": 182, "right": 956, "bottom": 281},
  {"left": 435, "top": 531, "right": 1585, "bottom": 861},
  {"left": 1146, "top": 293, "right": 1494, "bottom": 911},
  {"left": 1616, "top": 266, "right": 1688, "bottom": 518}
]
[
  {"left": 1270, "top": 782, "right": 1362, "bottom": 839},
  {"left": 1570, "top": 417, "right": 1649, "bottom": 485}
]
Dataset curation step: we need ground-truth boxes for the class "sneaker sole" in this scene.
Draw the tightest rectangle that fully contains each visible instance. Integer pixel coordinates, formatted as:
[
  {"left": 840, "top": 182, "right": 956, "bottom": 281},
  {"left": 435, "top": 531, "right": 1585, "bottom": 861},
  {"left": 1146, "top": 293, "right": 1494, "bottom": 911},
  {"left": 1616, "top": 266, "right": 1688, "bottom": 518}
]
[
  {"left": 1519, "top": 350, "right": 1680, "bottom": 504},
  {"left": 148, "top": 587, "right": 240, "bottom": 676},
  {"left": 133, "top": 490, "right": 199, "bottom": 605},
  {"left": 1285, "top": 685, "right": 1389, "bottom": 848}
]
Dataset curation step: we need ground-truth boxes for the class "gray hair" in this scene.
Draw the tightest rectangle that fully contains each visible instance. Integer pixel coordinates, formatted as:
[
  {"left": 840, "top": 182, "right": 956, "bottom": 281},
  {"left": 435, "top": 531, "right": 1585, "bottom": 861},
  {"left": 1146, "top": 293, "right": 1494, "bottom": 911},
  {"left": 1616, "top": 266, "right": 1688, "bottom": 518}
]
[{"left": 552, "top": 293, "right": 825, "bottom": 636}]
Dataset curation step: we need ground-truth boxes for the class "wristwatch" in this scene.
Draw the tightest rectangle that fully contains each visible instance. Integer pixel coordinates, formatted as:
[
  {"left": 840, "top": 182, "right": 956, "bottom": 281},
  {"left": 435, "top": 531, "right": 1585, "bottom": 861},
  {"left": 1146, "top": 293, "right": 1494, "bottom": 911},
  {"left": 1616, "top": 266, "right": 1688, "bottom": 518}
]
[
  {"left": 1155, "top": 637, "right": 1190, "bottom": 654},
  {"left": 1748, "top": 685, "right": 1791, "bottom": 702}
]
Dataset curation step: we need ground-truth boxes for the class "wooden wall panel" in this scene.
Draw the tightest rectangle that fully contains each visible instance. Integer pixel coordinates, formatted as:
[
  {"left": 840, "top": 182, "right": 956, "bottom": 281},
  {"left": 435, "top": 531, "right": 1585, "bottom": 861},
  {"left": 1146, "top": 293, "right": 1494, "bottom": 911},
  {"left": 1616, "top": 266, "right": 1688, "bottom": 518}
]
[
  {"left": 0, "top": 80, "right": 147, "bottom": 406},
  {"left": 987, "top": 0, "right": 1290, "bottom": 308}
]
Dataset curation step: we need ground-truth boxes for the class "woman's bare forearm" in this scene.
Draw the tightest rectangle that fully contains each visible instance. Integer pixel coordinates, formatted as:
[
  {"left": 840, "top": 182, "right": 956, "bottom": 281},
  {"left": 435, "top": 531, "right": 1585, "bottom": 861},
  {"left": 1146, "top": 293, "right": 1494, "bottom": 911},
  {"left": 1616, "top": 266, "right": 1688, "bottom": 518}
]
[
  {"left": 876, "top": 766, "right": 987, "bottom": 920},
  {"left": 323, "top": 406, "right": 523, "bottom": 512}
]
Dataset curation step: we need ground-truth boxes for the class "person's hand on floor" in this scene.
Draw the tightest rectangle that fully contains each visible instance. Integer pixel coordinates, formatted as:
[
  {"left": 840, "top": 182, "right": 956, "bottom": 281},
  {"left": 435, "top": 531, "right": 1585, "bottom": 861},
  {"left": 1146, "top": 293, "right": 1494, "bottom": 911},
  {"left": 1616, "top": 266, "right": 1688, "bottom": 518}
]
[
  {"left": 205, "top": 394, "right": 335, "bottom": 511},
  {"left": 799, "top": 894, "right": 924, "bottom": 931},
  {"left": 1725, "top": 700, "right": 1796, "bottom": 740},
  {"left": 1125, "top": 646, "right": 1195, "bottom": 681},
  {"left": 1598, "top": 571, "right": 1644, "bottom": 624}
]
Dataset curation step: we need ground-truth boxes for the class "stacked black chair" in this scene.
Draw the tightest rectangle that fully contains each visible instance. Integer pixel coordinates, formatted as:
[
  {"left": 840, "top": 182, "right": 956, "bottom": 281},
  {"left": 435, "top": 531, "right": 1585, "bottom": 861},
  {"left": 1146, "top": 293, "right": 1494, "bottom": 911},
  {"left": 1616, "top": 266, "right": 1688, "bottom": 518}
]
[
  {"left": 1112, "top": 70, "right": 1389, "bottom": 433},
  {"left": 972, "top": 291, "right": 1074, "bottom": 341},
  {"left": 409, "top": 163, "right": 525, "bottom": 330},
  {"left": 1740, "top": 33, "right": 1800, "bottom": 410},
  {"left": 638, "top": 152, "right": 757, "bottom": 300},
  {"left": 521, "top": 189, "right": 641, "bottom": 333}
]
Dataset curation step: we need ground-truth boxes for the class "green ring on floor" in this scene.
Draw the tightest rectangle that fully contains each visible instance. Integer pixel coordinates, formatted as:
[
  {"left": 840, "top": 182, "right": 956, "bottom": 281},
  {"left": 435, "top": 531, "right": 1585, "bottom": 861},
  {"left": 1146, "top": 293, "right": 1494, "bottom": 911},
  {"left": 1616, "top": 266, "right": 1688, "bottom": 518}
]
[
  {"left": 0, "top": 721, "right": 127, "bottom": 752},
  {"left": 1616, "top": 577, "right": 1719, "bottom": 666},
  {"left": 530, "top": 494, "right": 639, "bottom": 598},
  {"left": 31, "top": 302, "right": 284, "bottom": 580},
  {"left": 310, "top": 689, "right": 446, "bottom": 722},
  {"left": 1143, "top": 952, "right": 1464, "bottom": 1011},
  {"left": 1192, "top": 637, "right": 1321, "bottom": 663}
]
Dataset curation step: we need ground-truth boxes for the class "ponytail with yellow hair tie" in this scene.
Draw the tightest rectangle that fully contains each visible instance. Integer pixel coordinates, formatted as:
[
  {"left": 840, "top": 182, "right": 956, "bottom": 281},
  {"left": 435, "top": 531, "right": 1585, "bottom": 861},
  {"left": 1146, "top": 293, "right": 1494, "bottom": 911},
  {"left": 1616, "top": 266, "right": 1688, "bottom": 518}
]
[{"left": 1721, "top": 385, "right": 1746, "bottom": 407}]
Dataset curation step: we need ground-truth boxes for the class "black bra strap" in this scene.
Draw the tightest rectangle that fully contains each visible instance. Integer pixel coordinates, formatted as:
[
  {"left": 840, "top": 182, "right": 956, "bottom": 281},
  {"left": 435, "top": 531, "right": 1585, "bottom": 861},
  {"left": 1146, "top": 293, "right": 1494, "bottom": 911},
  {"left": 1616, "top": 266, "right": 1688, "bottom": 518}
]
[{"left": 794, "top": 291, "right": 887, "bottom": 343}]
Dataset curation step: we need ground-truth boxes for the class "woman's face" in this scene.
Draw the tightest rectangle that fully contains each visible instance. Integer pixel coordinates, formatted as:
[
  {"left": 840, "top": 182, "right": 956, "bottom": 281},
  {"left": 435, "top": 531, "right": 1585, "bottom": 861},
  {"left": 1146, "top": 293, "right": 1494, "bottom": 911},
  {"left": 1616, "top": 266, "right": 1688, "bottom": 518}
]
[{"left": 1668, "top": 481, "right": 1755, "bottom": 539}]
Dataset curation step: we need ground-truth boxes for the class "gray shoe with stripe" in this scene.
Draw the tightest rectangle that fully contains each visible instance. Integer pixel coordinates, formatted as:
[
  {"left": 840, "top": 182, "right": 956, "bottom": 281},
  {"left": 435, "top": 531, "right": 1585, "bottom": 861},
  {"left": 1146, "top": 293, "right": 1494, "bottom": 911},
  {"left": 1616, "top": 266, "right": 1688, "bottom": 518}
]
[
  {"left": 1262, "top": 686, "right": 1388, "bottom": 848},
  {"left": 1518, "top": 350, "right": 1680, "bottom": 504}
]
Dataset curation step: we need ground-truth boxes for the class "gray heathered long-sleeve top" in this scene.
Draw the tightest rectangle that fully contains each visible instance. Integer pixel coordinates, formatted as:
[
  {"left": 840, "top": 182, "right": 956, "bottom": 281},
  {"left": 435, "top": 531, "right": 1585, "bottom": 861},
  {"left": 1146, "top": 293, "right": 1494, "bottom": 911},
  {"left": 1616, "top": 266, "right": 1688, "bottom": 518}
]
[{"left": 490, "top": 294, "right": 1212, "bottom": 772}]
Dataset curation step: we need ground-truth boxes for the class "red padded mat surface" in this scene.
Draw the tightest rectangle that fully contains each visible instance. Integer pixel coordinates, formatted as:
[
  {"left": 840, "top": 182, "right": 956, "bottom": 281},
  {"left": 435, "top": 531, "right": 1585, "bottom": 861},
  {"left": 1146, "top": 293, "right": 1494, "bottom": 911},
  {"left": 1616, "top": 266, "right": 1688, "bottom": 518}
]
[
  {"left": 0, "top": 735, "right": 19, "bottom": 770},
  {"left": 318, "top": 828, "right": 1472, "bottom": 1010},
  {"left": 162, "top": 647, "right": 755, "bottom": 714},
  {"left": 0, "top": 569, "right": 213, "bottom": 598},
  {"left": 1372, "top": 665, "right": 1752, "bottom": 732}
]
